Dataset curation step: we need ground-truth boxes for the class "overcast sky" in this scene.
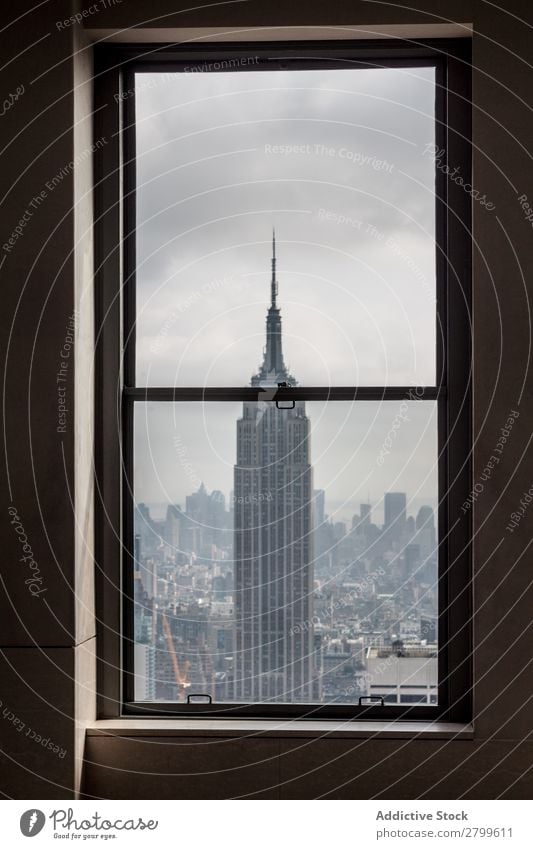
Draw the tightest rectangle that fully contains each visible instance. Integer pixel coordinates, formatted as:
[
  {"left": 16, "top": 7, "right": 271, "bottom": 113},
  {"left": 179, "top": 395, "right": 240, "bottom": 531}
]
[{"left": 133, "top": 66, "right": 438, "bottom": 521}]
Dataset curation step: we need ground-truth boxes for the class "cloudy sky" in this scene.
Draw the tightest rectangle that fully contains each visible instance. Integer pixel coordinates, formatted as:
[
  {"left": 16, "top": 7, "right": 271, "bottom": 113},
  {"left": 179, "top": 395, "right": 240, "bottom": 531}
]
[{"left": 133, "top": 65, "right": 438, "bottom": 521}]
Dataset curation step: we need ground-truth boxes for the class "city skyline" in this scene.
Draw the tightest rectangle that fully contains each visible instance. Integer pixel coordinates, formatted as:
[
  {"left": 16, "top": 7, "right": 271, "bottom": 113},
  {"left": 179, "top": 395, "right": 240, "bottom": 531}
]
[{"left": 134, "top": 475, "right": 438, "bottom": 704}]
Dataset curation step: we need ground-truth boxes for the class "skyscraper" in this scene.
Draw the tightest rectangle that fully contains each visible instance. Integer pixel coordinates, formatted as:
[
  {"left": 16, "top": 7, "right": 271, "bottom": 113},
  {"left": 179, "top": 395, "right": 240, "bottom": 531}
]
[
  {"left": 384, "top": 492, "right": 407, "bottom": 529},
  {"left": 233, "top": 232, "right": 316, "bottom": 703},
  {"left": 360, "top": 503, "right": 372, "bottom": 525},
  {"left": 384, "top": 492, "right": 407, "bottom": 546}
]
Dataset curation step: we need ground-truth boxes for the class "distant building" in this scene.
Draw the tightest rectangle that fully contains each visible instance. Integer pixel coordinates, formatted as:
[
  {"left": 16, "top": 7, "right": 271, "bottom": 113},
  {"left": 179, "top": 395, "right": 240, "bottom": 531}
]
[
  {"left": 233, "top": 232, "right": 316, "bottom": 703},
  {"left": 360, "top": 503, "right": 372, "bottom": 525},
  {"left": 365, "top": 642, "right": 438, "bottom": 704},
  {"left": 135, "top": 502, "right": 164, "bottom": 558},
  {"left": 134, "top": 643, "right": 156, "bottom": 700},
  {"left": 314, "top": 489, "right": 332, "bottom": 571},
  {"left": 384, "top": 492, "right": 407, "bottom": 529},
  {"left": 184, "top": 483, "right": 230, "bottom": 555},
  {"left": 383, "top": 492, "right": 408, "bottom": 550},
  {"left": 164, "top": 504, "right": 183, "bottom": 559},
  {"left": 405, "top": 542, "right": 421, "bottom": 578},
  {"left": 420, "top": 615, "right": 437, "bottom": 643}
]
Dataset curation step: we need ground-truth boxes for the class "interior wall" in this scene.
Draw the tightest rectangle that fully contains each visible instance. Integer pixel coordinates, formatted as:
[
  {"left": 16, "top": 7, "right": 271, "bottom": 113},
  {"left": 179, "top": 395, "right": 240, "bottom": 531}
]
[{"left": 0, "top": 0, "right": 96, "bottom": 798}]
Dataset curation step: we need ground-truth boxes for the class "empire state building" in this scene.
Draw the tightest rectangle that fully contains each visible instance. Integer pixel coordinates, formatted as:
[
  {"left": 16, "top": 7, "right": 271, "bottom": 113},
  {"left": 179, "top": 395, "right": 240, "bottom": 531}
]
[{"left": 233, "top": 233, "right": 316, "bottom": 703}]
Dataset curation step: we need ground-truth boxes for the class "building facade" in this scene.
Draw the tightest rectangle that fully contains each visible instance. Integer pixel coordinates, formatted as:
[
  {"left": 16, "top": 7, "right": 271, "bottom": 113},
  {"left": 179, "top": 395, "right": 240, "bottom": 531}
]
[{"left": 233, "top": 233, "right": 316, "bottom": 703}]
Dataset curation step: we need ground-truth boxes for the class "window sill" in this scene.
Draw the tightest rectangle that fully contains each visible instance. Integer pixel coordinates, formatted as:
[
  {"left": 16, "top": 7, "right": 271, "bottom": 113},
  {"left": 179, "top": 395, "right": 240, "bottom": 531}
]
[{"left": 86, "top": 719, "right": 474, "bottom": 740}]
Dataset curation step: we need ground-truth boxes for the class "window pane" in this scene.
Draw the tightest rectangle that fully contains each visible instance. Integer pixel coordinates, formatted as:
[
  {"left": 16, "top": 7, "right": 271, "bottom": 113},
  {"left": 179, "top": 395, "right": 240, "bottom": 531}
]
[
  {"left": 133, "top": 399, "right": 439, "bottom": 704},
  {"left": 135, "top": 66, "right": 436, "bottom": 387}
]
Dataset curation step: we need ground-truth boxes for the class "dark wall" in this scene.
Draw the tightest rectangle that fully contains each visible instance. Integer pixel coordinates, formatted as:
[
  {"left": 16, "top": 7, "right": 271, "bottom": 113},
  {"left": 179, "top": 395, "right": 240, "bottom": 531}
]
[
  {"left": 0, "top": 0, "right": 95, "bottom": 797},
  {"left": 1, "top": 0, "right": 532, "bottom": 799}
]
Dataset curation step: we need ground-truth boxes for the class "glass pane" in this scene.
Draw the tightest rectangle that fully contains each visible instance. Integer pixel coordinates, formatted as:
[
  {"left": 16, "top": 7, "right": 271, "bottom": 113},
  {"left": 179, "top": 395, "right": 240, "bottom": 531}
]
[
  {"left": 135, "top": 66, "right": 436, "bottom": 387},
  {"left": 133, "top": 399, "right": 439, "bottom": 705}
]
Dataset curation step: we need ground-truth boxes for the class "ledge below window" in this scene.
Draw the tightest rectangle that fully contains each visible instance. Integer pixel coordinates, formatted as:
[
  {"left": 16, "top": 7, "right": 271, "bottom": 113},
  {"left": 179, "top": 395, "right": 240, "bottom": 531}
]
[{"left": 86, "top": 720, "right": 474, "bottom": 740}]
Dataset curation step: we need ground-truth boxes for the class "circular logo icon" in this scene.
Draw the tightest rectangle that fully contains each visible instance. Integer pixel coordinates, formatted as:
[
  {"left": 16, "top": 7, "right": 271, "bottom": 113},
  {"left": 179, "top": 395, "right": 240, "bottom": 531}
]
[{"left": 20, "top": 810, "right": 46, "bottom": 837}]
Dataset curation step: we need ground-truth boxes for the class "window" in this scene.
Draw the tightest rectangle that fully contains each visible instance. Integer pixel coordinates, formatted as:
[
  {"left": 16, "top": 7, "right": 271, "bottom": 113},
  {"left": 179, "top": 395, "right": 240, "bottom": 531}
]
[{"left": 95, "top": 40, "right": 471, "bottom": 720}]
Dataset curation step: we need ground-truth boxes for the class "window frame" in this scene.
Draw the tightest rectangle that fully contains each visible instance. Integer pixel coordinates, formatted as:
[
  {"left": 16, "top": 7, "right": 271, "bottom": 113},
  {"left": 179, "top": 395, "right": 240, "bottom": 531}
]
[{"left": 94, "top": 38, "right": 472, "bottom": 721}]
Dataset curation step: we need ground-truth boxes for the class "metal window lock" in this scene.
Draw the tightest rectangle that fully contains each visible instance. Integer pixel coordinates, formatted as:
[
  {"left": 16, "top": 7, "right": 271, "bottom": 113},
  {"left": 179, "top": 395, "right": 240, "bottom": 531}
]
[
  {"left": 358, "top": 695, "right": 385, "bottom": 706},
  {"left": 275, "top": 381, "right": 295, "bottom": 410},
  {"left": 187, "top": 693, "right": 213, "bottom": 704}
]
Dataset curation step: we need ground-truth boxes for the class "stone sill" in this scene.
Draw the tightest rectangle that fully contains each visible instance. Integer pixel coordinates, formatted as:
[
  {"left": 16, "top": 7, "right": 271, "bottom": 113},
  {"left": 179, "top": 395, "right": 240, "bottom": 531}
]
[{"left": 86, "top": 719, "right": 474, "bottom": 740}]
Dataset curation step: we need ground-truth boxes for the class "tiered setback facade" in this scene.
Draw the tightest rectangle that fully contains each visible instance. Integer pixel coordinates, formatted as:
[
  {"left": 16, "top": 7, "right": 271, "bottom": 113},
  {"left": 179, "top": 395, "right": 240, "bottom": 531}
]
[{"left": 233, "top": 234, "right": 317, "bottom": 702}]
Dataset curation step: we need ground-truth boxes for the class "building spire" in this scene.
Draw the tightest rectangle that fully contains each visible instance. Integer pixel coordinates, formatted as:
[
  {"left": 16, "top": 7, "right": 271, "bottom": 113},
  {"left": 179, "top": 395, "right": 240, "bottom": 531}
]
[
  {"left": 271, "top": 228, "right": 277, "bottom": 308},
  {"left": 250, "top": 230, "right": 294, "bottom": 386}
]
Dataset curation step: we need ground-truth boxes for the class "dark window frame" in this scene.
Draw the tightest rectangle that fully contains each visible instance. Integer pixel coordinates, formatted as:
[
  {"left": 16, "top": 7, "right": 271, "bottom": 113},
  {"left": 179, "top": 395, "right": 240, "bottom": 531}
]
[{"left": 94, "top": 38, "right": 472, "bottom": 721}]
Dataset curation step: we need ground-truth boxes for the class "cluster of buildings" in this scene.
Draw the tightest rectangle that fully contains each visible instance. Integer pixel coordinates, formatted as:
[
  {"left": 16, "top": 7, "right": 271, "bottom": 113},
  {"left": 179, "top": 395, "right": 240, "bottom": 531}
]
[{"left": 134, "top": 487, "right": 437, "bottom": 705}]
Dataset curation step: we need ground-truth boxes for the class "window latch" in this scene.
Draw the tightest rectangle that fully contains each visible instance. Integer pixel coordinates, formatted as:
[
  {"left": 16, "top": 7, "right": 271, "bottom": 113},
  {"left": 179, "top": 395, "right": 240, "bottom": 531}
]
[
  {"left": 187, "top": 693, "right": 212, "bottom": 704},
  {"left": 276, "top": 381, "right": 295, "bottom": 410},
  {"left": 358, "top": 695, "right": 385, "bottom": 707}
]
